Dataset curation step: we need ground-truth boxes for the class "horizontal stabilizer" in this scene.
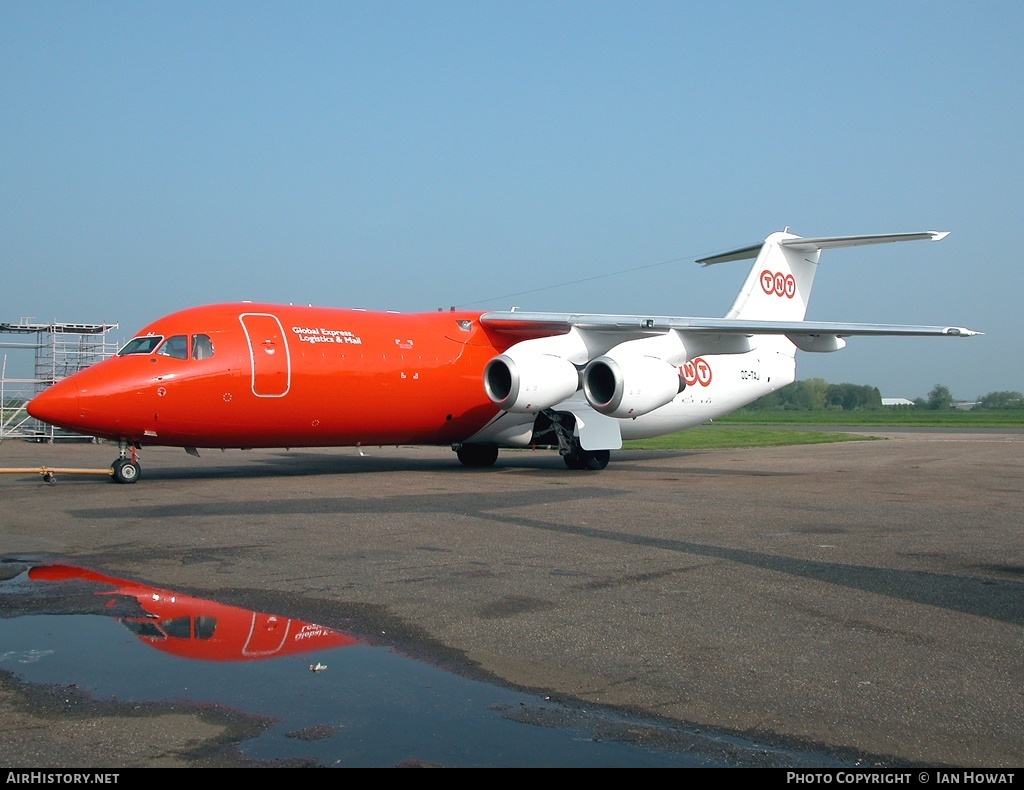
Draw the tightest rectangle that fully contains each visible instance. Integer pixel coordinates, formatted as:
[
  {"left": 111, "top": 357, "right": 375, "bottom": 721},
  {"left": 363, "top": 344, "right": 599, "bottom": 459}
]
[
  {"left": 695, "top": 242, "right": 762, "bottom": 265},
  {"left": 698, "top": 230, "right": 949, "bottom": 266},
  {"left": 778, "top": 231, "right": 949, "bottom": 252}
]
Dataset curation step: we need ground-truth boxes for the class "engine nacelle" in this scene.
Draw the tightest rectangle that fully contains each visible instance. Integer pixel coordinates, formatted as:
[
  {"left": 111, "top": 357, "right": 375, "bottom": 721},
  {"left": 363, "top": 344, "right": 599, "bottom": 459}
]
[
  {"left": 484, "top": 353, "right": 580, "bottom": 412},
  {"left": 484, "top": 331, "right": 588, "bottom": 413},
  {"left": 582, "top": 354, "right": 683, "bottom": 418},
  {"left": 580, "top": 333, "right": 688, "bottom": 419}
]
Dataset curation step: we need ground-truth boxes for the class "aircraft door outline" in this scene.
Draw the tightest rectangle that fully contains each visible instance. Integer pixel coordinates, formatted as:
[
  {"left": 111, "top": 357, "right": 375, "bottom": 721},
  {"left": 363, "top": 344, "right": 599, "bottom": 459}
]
[
  {"left": 240, "top": 313, "right": 292, "bottom": 397},
  {"left": 241, "top": 612, "right": 293, "bottom": 657}
]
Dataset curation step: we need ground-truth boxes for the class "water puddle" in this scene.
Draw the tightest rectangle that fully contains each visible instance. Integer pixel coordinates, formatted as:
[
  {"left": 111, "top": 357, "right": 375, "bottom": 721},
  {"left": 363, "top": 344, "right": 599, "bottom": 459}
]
[{"left": 0, "top": 557, "right": 862, "bottom": 767}]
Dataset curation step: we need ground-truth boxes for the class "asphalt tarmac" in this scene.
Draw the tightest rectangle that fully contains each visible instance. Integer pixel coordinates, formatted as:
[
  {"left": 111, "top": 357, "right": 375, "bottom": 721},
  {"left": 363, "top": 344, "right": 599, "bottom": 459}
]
[{"left": 0, "top": 430, "right": 1021, "bottom": 768}]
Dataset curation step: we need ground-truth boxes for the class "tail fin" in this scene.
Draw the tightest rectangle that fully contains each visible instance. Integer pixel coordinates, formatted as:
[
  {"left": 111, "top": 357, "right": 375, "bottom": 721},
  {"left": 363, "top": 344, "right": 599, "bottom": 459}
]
[
  {"left": 718, "top": 230, "right": 814, "bottom": 321},
  {"left": 698, "top": 230, "right": 950, "bottom": 322}
]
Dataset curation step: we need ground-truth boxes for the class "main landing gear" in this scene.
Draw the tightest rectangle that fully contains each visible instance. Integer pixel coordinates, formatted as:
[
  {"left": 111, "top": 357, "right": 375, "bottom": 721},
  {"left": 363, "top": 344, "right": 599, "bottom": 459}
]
[
  {"left": 455, "top": 444, "right": 499, "bottom": 468},
  {"left": 454, "top": 409, "right": 613, "bottom": 471},
  {"left": 562, "top": 447, "right": 610, "bottom": 471},
  {"left": 543, "top": 409, "right": 611, "bottom": 471},
  {"left": 111, "top": 441, "right": 141, "bottom": 484}
]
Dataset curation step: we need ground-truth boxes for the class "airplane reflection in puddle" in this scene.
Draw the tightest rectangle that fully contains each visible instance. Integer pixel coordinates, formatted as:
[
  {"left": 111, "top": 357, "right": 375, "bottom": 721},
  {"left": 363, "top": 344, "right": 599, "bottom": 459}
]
[
  {"left": 2, "top": 558, "right": 865, "bottom": 767},
  {"left": 24, "top": 562, "right": 358, "bottom": 662}
]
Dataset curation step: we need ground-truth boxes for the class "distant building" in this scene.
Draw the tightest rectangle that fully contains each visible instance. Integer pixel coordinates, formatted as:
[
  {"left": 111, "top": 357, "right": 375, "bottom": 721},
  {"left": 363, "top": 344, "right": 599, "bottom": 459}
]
[{"left": 882, "top": 397, "right": 914, "bottom": 407}]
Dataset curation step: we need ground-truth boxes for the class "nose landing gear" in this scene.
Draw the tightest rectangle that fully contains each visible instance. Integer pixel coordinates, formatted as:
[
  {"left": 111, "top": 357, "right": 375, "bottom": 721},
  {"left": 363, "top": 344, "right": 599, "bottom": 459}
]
[{"left": 112, "top": 441, "right": 142, "bottom": 484}]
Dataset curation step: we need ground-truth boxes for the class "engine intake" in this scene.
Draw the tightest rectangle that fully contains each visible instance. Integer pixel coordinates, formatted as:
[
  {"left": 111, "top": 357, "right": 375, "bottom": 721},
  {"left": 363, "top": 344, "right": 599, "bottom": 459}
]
[
  {"left": 581, "top": 331, "right": 688, "bottom": 418},
  {"left": 483, "top": 330, "right": 589, "bottom": 413},
  {"left": 583, "top": 354, "right": 683, "bottom": 418},
  {"left": 484, "top": 353, "right": 580, "bottom": 412}
]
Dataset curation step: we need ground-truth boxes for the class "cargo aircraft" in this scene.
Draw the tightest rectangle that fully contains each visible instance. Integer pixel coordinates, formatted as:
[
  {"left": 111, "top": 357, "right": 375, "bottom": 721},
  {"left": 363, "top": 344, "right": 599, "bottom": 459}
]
[{"left": 27, "top": 229, "right": 980, "bottom": 483}]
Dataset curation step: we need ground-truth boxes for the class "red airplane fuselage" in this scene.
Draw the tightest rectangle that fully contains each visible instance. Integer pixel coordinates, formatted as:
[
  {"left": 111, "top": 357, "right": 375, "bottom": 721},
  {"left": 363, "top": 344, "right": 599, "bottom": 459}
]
[
  {"left": 27, "top": 563, "right": 357, "bottom": 661},
  {"left": 30, "top": 303, "right": 539, "bottom": 449}
]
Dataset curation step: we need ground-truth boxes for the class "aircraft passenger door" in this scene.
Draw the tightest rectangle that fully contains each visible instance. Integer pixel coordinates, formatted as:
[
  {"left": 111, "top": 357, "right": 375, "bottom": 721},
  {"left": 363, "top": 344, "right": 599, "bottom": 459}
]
[
  {"left": 241, "top": 613, "right": 292, "bottom": 658},
  {"left": 239, "top": 313, "right": 291, "bottom": 397}
]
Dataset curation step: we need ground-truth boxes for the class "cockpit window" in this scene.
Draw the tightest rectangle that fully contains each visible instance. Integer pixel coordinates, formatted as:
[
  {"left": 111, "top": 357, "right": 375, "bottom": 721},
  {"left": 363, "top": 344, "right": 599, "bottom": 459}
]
[
  {"left": 161, "top": 617, "right": 192, "bottom": 639},
  {"left": 157, "top": 335, "right": 189, "bottom": 360},
  {"left": 120, "top": 619, "right": 165, "bottom": 639},
  {"left": 118, "top": 335, "right": 163, "bottom": 356},
  {"left": 192, "top": 334, "right": 215, "bottom": 360},
  {"left": 195, "top": 615, "right": 217, "bottom": 639}
]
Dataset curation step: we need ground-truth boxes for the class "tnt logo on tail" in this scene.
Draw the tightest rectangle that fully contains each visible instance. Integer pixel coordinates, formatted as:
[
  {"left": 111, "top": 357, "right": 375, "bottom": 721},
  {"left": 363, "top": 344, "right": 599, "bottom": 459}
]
[
  {"left": 760, "top": 270, "right": 797, "bottom": 299},
  {"left": 722, "top": 230, "right": 817, "bottom": 322}
]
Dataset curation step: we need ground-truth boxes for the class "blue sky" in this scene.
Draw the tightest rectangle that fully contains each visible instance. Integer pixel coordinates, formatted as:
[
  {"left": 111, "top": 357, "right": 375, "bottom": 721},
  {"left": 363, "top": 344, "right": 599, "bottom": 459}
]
[{"left": 2, "top": 1, "right": 1020, "bottom": 400}]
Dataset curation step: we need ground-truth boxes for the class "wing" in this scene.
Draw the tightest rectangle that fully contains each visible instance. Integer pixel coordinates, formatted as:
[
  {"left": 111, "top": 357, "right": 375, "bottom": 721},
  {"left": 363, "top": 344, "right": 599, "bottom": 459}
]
[
  {"left": 480, "top": 312, "right": 981, "bottom": 338},
  {"left": 480, "top": 312, "right": 981, "bottom": 357}
]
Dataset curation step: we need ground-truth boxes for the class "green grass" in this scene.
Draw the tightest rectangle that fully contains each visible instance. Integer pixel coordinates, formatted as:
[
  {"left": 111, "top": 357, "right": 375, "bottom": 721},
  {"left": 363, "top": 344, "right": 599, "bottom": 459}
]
[
  {"left": 620, "top": 408, "right": 1023, "bottom": 451},
  {"left": 623, "top": 425, "right": 875, "bottom": 450},
  {"left": 717, "top": 409, "right": 1024, "bottom": 428}
]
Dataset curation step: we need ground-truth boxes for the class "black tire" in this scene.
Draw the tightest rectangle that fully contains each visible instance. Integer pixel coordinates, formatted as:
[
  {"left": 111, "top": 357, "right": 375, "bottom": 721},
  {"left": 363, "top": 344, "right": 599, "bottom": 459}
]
[
  {"left": 563, "top": 451, "right": 586, "bottom": 470},
  {"left": 456, "top": 444, "right": 499, "bottom": 468},
  {"left": 112, "top": 458, "right": 141, "bottom": 484},
  {"left": 564, "top": 448, "right": 610, "bottom": 471}
]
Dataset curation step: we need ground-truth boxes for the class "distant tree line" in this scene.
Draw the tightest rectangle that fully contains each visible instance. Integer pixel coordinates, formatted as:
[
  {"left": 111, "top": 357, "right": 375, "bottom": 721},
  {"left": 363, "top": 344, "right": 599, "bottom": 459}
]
[
  {"left": 745, "top": 378, "right": 882, "bottom": 411},
  {"left": 974, "top": 390, "right": 1024, "bottom": 410},
  {"left": 744, "top": 379, "right": 1024, "bottom": 411},
  {"left": 911, "top": 385, "right": 1023, "bottom": 411}
]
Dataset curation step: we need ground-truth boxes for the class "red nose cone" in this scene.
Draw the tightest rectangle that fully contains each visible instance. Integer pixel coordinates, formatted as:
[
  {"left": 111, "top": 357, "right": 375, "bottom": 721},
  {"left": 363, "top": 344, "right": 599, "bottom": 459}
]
[{"left": 27, "top": 377, "right": 82, "bottom": 431}]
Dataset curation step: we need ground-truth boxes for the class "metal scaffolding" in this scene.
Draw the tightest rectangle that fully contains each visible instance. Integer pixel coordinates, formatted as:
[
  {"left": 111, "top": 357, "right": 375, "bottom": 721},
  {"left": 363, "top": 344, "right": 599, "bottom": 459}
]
[{"left": 1, "top": 319, "right": 119, "bottom": 442}]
